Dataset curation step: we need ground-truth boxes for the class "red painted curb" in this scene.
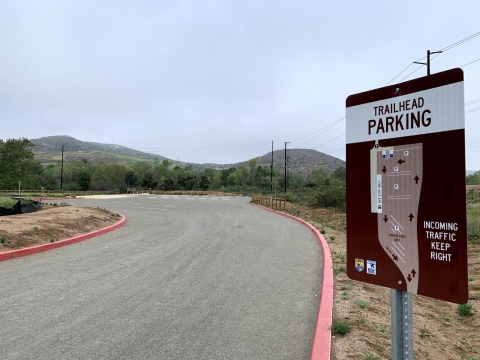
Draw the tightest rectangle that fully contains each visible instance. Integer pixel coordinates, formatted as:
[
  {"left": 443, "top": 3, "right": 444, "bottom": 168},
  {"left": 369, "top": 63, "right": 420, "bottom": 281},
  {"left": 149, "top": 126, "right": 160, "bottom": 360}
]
[
  {"left": 249, "top": 203, "right": 333, "bottom": 360},
  {"left": 0, "top": 214, "right": 126, "bottom": 263}
]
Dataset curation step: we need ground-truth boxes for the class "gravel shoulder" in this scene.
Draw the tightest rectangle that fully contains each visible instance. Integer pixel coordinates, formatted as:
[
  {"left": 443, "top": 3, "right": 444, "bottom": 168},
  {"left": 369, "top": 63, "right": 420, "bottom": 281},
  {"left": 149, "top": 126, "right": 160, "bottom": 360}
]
[{"left": 280, "top": 202, "right": 480, "bottom": 360}]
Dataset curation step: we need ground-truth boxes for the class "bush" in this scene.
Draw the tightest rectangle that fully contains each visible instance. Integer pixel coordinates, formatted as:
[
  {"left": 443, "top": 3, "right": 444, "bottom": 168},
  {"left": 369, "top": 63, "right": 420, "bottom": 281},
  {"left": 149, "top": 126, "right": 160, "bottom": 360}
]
[
  {"left": 457, "top": 303, "right": 474, "bottom": 316},
  {"left": 320, "top": 229, "right": 326, "bottom": 234},
  {"left": 0, "top": 237, "right": 7, "bottom": 244},
  {"left": 308, "top": 186, "right": 346, "bottom": 211},
  {"left": 331, "top": 321, "right": 352, "bottom": 335},
  {"left": 355, "top": 300, "right": 370, "bottom": 308}
]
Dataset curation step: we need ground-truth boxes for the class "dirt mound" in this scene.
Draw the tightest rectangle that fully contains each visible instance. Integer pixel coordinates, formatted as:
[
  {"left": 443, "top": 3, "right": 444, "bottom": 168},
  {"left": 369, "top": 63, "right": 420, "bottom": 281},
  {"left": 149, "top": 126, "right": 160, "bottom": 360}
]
[{"left": 0, "top": 205, "right": 120, "bottom": 251}]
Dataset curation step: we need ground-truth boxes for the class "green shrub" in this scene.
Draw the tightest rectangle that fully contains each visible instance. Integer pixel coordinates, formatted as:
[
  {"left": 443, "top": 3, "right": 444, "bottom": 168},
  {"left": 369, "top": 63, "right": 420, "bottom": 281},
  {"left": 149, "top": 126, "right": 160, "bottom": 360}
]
[
  {"left": 330, "top": 236, "right": 336, "bottom": 241},
  {"left": 330, "top": 321, "right": 352, "bottom": 335},
  {"left": 458, "top": 303, "right": 474, "bottom": 317},
  {"left": 0, "top": 237, "right": 7, "bottom": 244},
  {"left": 355, "top": 299, "right": 370, "bottom": 308},
  {"left": 377, "top": 326, "right": 389, "bottom": 334},
  {"left": 320, "top": 229, "right": 326, "bottom": 234}
]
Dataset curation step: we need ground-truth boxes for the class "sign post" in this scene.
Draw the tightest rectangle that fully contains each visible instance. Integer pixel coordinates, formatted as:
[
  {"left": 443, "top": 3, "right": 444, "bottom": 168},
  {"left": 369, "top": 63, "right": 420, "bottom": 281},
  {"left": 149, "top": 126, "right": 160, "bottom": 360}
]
[{"left": 346, "top": 68, "right": 468, "bottom": 359}]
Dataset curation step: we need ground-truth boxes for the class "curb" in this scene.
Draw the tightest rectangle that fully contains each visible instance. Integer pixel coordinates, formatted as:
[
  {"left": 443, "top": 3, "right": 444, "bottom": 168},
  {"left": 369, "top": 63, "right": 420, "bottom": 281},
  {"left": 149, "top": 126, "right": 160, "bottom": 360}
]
[
  {"left": 249, "top": 203, "right": 333, "bottom": 360},
  {"left": 0, "top": 214, "right": 127, "bottom": 263}
]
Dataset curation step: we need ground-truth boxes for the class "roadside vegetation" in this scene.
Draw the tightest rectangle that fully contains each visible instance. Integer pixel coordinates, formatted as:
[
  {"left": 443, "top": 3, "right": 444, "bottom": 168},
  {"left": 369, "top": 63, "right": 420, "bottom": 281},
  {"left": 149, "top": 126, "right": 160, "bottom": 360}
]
[{"left": 1, "top": 138, "right": 346, "bottom": 205}]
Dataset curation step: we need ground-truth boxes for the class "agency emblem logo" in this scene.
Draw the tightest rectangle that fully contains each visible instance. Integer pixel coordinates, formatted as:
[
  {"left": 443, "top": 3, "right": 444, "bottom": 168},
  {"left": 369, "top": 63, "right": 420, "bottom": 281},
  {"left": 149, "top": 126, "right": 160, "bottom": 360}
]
[{"left": 355, "top": 258, "right": 364, "bottom": 272}]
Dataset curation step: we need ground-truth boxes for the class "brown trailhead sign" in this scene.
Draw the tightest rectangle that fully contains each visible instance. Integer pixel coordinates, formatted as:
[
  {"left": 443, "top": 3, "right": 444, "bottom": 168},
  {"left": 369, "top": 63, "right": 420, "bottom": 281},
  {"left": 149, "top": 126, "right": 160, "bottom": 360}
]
[{"left": 346, "top": 68, "right": 468, "bottom": 304}]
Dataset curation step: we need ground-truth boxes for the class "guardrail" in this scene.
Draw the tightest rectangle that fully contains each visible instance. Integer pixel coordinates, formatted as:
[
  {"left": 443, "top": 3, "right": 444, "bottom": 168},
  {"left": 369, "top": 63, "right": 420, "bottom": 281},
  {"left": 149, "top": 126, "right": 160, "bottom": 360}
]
[{"left": 251, "top": 194, "right": 286, "bottom": 211}]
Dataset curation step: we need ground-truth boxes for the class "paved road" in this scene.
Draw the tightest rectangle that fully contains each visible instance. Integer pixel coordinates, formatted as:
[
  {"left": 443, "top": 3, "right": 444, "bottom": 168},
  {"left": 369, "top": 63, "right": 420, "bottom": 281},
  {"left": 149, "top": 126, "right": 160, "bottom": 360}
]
[{"left": 0, "top": 195, "right": 322, "bottom": 359}]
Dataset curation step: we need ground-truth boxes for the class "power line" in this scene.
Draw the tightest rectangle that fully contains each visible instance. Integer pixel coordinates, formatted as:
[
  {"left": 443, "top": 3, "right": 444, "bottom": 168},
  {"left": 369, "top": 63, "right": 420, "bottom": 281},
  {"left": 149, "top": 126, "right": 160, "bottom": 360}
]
[
  {"left": 460, "top": 58, "right": 480, "bottom": 68},
  {"left": 293, "top": 118, "right": 345, "bottom": 147},
  {"left": 290, "top": 116, "right": 345, "bottom": 143},
  {"left": 440, "top": 32, "right": 480, "bottom": 52},
  {"left": 387, "top": 31, "right": 480, "bottom": 84},
  {"left": 385, "top": 63, "right": 415, "bottom": 86},
  {"left": 135, "top": 141, "right": 271, "bottom": 151},
  {"left": 314, "top": 133, "right": 346, "bottom": 150},
  {"left": 466, "top": 106, "right": 480, "bottom": 114},
  {"left": 466, "top": 99, "right": 480, "bottom": 106}
]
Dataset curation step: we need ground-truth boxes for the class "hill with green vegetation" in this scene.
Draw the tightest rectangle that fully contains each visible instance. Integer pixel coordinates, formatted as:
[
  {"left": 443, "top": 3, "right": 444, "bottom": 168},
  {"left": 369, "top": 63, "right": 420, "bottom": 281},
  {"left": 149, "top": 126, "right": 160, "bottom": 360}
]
[{"left": 31, "top": 136, "right": 345, "bottom": 173}]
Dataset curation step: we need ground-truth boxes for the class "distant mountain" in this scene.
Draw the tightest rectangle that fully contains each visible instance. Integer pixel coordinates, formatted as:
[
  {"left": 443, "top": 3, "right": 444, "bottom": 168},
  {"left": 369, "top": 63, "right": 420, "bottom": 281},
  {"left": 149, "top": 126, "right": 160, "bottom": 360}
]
[
  {"left": 31, "top": 136, "right": 345, "bottom": 173},
  {"left": 245, "top": 148, "right": 345, "bottom": 173}
]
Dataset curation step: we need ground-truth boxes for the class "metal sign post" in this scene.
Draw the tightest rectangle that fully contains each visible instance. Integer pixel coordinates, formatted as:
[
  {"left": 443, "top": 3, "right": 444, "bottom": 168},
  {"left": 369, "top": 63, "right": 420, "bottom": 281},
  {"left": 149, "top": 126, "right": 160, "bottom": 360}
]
[{"left": 391, "top": 290, "right": 413, "bottom": 360}]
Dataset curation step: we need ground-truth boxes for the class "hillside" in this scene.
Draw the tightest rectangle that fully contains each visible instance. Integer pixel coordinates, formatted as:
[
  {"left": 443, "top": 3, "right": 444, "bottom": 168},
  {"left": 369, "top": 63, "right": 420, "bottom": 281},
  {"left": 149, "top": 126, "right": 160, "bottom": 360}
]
[{"left": 31, "top": 136, "right": 345, "bottom": 173}]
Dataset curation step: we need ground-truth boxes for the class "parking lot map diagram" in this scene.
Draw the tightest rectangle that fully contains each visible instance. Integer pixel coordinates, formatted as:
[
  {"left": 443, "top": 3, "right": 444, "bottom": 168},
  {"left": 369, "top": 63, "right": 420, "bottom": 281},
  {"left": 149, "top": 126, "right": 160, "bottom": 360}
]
[
  {"left": 371, "top": 142, "right": 422, "bottom": 294},
  {"left": 346, "top": 68, "right": 468, "bottom": 303}
]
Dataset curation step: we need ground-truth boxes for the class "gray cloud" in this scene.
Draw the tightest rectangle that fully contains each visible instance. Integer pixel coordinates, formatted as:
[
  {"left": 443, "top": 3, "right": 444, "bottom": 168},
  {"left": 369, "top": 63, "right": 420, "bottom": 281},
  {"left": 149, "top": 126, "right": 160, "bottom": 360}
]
[{"left": 1, "top": 0, "right": 479, "bottom": 167}]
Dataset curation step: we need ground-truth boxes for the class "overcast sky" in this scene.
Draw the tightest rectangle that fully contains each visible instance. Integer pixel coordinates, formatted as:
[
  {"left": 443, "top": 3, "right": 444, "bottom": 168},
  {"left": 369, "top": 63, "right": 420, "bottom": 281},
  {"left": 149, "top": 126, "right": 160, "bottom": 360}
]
[{"left": 1, "top": 1, "right": 479, "bottom": 168}]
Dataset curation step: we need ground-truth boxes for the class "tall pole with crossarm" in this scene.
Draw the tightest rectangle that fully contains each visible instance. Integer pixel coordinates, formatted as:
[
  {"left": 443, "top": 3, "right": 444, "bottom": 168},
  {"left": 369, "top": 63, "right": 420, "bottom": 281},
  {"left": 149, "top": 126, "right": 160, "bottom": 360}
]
[
  {"left": 60, "top": 145, "right": 65, "bottom": 191},
  {"left": 284, "top": 142, "right": 290, "bottom": 193}
]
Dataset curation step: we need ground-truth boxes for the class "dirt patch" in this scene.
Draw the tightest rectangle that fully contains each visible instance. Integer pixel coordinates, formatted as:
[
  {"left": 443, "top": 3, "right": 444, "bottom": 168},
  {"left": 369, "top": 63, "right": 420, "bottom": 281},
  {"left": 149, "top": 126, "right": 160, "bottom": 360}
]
[
  {"left": 279, "top": 202, "right": 480, "bottom": 360},
  {"left": 0, "top": 205, "right": 120, "bottom": 252}
]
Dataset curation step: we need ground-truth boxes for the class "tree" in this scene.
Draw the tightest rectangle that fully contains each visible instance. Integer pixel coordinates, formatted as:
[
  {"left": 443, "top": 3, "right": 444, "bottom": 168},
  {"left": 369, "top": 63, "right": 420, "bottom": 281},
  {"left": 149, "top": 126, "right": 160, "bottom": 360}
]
[
  {"left": 198, "top": 173, "right": 211, "bottom": 190},
  {"left": 133, "top": 162, "right": 156, "bottom": 188},
  {"left": 0, "top": 138, "right": 42, "bottom": 189},
  {"left": 331, "top": 167, "right": 346, "bottom": 182},
  {"left": 308, "top": 167, "right": 330, "bottom": 186},
  {"left": 248, "top": 158, "right": 258, "bottom": 186},
  {"left": 221, "top": 168, "right": 237, "bottom": 186},
  {"left": 124, "top": 170, "right": 138, "bottom": 186},
  {"left": 90, "top": 164, "right": 131, "bottom": 190},
  {"left": 466, "top": 173, "right": 480, "bottom": 185},
  {"left": 157, "top": 176, "right": 175, "bottom": 190}
]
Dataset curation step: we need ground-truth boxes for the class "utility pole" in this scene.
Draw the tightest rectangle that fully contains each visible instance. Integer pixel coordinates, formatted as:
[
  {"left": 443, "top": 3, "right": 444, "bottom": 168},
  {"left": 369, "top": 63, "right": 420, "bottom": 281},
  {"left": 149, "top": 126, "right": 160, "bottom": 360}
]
[
  {"left": 414, "top": 49, "right": 443, "bottom": 76},
  {"left": 271, "top": 141, "right": 273, "bottom": 194},
  {"left": 284, "top": 142, "right": 290, "bottom": 193},
  {"left": 60, "top": 145, "right": 65, "bottom": 191}
]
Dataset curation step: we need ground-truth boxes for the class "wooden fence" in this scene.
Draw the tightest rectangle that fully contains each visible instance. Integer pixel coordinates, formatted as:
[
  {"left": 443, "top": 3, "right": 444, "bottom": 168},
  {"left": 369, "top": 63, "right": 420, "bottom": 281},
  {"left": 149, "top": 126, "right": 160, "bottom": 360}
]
[{"left": 251, "top": 194, "right": 286, "bottom": 211}]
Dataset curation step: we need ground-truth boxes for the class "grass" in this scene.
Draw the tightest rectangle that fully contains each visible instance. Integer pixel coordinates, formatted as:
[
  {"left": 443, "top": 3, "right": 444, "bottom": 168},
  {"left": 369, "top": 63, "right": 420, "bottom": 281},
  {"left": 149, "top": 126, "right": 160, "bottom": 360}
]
[
  {"left": 458, "top": 303, "right": 474, "bottom": 316},
  {"left": 362, "top": 352, "right": 380, "bottom": 360},
  {"left": 333, "top": 266, "right": 346, "bottom": 275},
  {"left": 358, "top": 315, "right": 368, "bottom": 325},
  {"left": 0, "top": 196, "right": 19, "bottom": 208},
  {"left": 355, "top": 299, "right": 370, "bottom": 308},
  {"left": 467, "top": 206, "right": 480, "bottom": 244},
  {"left": 420, "top": 328, "right": 429, "bottom": 339},
  {"left": 377, "top": 326, "right": 389, "bottom": 335},
  {"left": 331, "top": 321, "right": 352, "bottom": 335},
  {"left": 333, "top": 253, "right": 346, "bottom": 262}
]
